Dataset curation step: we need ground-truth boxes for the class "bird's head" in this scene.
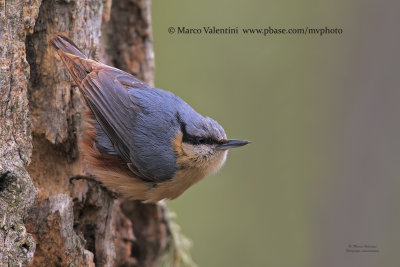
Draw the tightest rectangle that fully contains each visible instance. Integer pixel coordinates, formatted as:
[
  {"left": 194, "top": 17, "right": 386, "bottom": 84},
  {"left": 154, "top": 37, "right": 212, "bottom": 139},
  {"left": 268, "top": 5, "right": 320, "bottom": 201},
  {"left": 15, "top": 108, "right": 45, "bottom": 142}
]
[{"left": 173, "top": 113, "right": 249, "bottom": 176}]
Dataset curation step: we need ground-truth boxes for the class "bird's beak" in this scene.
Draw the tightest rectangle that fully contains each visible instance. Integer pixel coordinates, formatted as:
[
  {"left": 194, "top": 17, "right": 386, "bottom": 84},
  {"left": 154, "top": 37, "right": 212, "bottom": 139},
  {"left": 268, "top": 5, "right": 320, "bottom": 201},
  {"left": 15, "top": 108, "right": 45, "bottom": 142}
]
[{"left": 218, "top": 139, "right": 250, "bottom": 150}]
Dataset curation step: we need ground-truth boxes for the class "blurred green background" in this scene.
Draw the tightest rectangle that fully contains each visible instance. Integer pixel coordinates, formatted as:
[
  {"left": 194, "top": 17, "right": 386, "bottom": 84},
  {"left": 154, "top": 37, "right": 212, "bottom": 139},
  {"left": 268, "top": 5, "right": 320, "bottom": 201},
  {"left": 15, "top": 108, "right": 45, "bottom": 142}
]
[{"left": 152, "top": 1, "right": 400, "bottom": 267}]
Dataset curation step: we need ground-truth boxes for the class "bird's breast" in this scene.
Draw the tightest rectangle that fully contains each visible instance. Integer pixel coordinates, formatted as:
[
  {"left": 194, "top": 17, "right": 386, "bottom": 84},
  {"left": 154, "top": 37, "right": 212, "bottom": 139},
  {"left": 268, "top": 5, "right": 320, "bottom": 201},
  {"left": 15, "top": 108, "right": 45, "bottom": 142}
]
[{"left": 142, "top": 139, "right": 228, "bottom": 202}]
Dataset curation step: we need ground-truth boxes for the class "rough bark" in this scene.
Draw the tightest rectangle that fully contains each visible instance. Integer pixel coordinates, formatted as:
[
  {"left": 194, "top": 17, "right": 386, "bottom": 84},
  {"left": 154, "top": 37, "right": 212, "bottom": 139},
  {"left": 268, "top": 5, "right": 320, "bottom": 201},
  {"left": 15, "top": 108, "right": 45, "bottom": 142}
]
[
  {"left": 0, "top": 0, "right": 41, "bottom": 265},
  {"left": 1, "top": 0, "right": 174, "bottom": 266}
]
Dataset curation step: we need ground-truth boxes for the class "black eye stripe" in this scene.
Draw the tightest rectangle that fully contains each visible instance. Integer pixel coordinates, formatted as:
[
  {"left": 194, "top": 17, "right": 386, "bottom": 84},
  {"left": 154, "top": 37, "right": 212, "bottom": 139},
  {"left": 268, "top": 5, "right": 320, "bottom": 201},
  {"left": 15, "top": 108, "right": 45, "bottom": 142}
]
[
  {"left": 176, "top": 113, "right": 223, "bottom": 146},
  {"left": 176, "top": 112, "right": 190, "bottom": 142},
  {"left": 195, "top": 136, "right": 211, "bottom": 145},
  {"left": 188, "top": 136, "right": 217, "bottom": 145}
]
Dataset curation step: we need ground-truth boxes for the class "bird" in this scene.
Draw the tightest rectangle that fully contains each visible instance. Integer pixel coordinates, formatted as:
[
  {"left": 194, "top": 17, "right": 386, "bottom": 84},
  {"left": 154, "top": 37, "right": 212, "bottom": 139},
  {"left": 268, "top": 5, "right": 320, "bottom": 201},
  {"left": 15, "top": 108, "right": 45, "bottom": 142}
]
[{"left": 49, "top": 34, "right": 249, "bottom": 203}]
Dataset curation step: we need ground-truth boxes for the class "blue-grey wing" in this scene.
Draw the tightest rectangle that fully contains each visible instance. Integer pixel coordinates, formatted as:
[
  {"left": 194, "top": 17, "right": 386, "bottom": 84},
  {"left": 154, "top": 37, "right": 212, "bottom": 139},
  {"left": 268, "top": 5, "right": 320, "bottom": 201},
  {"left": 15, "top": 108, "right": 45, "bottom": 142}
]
[
  {"left": 80, "top": 66, "right": 176, "bottom": 182},
  {"left": 94, "top": 120, "right": 118, "bottom": 156},
  {"left": 50, "top": 34, "right": 176, "bottom": 182}
]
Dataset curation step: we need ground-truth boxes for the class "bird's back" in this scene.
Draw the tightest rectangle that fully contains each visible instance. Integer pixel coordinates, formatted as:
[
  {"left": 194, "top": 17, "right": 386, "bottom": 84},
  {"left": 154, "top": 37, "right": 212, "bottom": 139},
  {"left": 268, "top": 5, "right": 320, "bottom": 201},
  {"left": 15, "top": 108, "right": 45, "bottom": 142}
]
[
  {"left": 49, "top": 34, "right": 230, "bottom": 203},
  {"left": 50, "top": 34, "right": 201, "bottom": 183}
]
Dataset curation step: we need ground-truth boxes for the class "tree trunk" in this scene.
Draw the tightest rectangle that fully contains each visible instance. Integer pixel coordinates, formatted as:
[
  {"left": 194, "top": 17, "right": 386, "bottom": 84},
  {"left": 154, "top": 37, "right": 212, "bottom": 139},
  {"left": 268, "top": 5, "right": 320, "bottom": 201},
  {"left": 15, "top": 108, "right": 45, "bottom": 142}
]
[{"left": 0, "top": 0, "right": 181, "bottom": 266}]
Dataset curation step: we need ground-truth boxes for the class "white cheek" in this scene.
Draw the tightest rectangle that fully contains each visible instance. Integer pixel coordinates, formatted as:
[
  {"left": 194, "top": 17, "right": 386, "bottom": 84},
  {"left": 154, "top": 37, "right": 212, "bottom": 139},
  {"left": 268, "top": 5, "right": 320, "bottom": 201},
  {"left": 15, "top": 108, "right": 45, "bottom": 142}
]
[
  {"left": 220, "top": 150, "right": 228, "bottom": 167},
  {"left": 208, "top": 150, "right": 228, "bottom": 175}
]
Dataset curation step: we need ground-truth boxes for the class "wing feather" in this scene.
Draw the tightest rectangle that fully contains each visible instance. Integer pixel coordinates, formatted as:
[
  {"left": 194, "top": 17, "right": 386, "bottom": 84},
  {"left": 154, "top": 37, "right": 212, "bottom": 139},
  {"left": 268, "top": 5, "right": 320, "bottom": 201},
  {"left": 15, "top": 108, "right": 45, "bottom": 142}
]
[
  {"left": 50, "top": 34, "right": 173, "bottom": 182},
  {"left": 81, "top": 70, "right": 135, "bottom": 163}
]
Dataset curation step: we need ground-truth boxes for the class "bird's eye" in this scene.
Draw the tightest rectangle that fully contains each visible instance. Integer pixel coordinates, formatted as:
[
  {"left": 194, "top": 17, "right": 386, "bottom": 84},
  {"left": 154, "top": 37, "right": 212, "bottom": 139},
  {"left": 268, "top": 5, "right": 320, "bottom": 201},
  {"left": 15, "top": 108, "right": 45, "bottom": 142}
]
[{"left": 197, "top": 137, "right": 206, "bottom": 144}]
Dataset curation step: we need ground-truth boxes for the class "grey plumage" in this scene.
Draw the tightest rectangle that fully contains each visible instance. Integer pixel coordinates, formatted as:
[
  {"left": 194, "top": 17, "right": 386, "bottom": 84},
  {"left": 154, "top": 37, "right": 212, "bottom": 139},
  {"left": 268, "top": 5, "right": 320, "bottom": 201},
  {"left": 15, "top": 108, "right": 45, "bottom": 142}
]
[
  {"left": 95, "top": 81, "right": 227, "bottom": 182},
  {"left": 50, "top": 34, "right": 248, "bottom": 201},
  {"left": 79, "top": 62, "right": 227, "bottom": 182}
]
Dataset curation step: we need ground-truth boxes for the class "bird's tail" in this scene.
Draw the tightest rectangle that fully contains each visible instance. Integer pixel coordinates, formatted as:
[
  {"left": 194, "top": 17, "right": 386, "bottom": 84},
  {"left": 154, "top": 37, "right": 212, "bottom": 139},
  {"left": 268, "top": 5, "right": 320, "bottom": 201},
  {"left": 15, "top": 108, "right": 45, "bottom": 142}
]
[
  {"left": 49, "top": 33, "right": 88, "bottom": 59},
  {"left": 49, "top": 34, "right": 96, "bottom": 84}
]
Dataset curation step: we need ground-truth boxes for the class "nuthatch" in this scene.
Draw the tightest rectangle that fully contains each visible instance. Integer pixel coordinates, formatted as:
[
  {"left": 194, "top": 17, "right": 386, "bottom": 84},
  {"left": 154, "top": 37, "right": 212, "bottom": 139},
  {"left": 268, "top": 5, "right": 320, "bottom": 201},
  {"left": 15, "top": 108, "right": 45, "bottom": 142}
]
[{"left": 50, "top": 34, "right": 249, "bottom": 203}]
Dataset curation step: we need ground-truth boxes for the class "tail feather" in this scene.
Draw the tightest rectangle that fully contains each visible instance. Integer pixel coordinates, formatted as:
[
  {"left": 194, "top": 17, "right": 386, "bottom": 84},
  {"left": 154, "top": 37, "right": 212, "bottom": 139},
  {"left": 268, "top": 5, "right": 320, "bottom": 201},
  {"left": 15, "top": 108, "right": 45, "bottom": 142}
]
[
  {"left": 49, "top": 34, "right": 95, "bottom": 84},
  {"left": 49, "top": 34, "right": 88, "bottom": 59}
]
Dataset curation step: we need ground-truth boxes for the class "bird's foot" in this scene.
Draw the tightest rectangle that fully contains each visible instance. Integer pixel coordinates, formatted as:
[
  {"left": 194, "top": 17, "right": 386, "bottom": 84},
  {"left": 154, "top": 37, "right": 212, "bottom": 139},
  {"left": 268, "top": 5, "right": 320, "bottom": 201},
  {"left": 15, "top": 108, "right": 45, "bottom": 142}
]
[{"left": 69, "top": 175, "right": 119, "bottom": 199}]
